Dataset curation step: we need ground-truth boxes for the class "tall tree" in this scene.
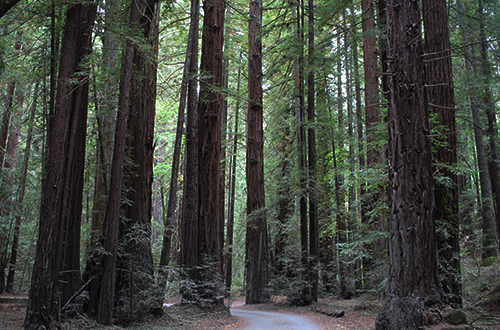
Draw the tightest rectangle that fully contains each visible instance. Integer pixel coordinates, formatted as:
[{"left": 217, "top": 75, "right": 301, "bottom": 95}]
[
  {"left": 98, "top": 0, "right": 141, "bottom": 324},
  {"left": 361, "top": 0, "right": 383, "bottom": 287},
  {"left": 180, "top": 0, "right": 200, "bottom": 302},
  {"left": 375, "top": 0, "right": 445, "bottom": 327},
  {"left": 158, "top": 0, "right": 199, "bottom": 305},
  {"left": 25, "top": 2, "right": 97, "bottom": 328},
  {"left": 292, "top": 0, "right": 311, "bottom": 306},
  {"left": 422, "top": 0, "right": 462, "bottom": 307},
  {"left": 115, "top": 0, "right": 158, "bottom": 321},
  {"left": 84, "top": 0, "right": 121, "bottom": 314},
  {"left": 245, "top": 0, "right": 269, "bottom": 304},
  {"left": 307, "top": 0, "right": 319, "bottom": 302},
  {"left": 184, "top": 0, "right": 226, "bottom": 304}
]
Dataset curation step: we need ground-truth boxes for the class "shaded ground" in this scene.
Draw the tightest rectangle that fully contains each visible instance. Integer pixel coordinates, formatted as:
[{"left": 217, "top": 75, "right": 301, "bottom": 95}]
[{"left": 1, "top": 290, "right": 499, "bottom": 329}]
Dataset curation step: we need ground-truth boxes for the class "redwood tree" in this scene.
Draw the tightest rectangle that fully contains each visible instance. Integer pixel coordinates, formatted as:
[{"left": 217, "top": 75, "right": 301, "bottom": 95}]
[
  {"left": 25, "top": 2, "right": 97, "bottom": 328},
  {"left": 375, "top": 0, "right": 445, "bottom": 327},
  {"left": 115, "top": 0, "right": 158, "bottom": 321},
  {"left": 422, "top": 0, "right": 461, "bottom": 307},
  {"left": 245, "top": 0, "right": 269, "bottom": 304},
  {"left": 97, "top": 0, "right": 141, "bottom": 324}
]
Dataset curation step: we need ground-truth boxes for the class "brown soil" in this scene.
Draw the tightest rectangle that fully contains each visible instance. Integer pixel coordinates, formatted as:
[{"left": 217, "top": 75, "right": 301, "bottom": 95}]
[{"left": 3, "top": 293, "right": 499, "bottom": 329}]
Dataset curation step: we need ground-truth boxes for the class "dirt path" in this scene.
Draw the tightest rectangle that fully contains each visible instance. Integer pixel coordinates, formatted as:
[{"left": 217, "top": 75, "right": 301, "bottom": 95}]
[{"left": 231, "top": 309, "right": 321, "bottom": 330}]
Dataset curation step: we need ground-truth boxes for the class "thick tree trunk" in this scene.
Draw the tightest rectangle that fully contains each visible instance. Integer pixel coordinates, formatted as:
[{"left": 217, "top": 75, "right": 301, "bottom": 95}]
[
  {"left": 84, "top": 0, "right": 121, "bottom": 315},
  {"left": 187, "top": 0, "right": 226, "bottom": 304},
  {"left": 115, "top": 0, "right": 158, "bottom": 321},
  {"left": 422, "top": 0, "right": 462, "bottom": 307},
  {"left": 25, "top": 2, "right": 97, "bottom": 328},
  {"left": 245, "top": 0, "right": 269, "bottom": 304},
  {"left": 376, "top": 0, "right": 445, "bottom": 328},
  {"left": 158, "top": 0, "right": 199, "bottom": 305},
  {"left": 97, "top": 1, "right": 139, "bottom": 325}
]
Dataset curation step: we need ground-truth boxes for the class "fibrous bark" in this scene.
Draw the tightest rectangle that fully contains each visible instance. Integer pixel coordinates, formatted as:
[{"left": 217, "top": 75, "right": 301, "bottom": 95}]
[
  {"left": 246, "top": 0, "right": 269, "bottom": 304},
  {"left": 25, "top": 2, "right": 97, "bottom": 328},
  {"left": 376, "top": 0, "right": 445, "bottom": 327},
  {"left": 422, "top": 0, "right": 462, "bottom": 307}
]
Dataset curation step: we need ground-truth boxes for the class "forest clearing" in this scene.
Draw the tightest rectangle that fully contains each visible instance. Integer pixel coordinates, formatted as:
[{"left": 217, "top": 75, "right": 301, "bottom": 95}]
[{"left": 1, "top": 0, "right": 500, "bottom": 329}]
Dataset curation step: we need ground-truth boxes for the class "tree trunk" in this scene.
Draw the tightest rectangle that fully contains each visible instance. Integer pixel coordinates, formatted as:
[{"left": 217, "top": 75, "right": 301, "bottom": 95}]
[
  {"left": 422, "top": 0, "right": 462, "bottom": 307},
  {"left": 84, "top": 0, "right": 121, "bottom": 315},
  {"left": 186, "top": 0, "right": 226, "bottom": 304},
  {"left": 158, "top": 0, "right": 199, "bottom": 305},
  {"left": 180, "top": 0, "right": 200, "bottom": 299},
  {"left": 115, "top": 0, "right": 158, "bottom": 321},
  {"left": 292, "top": 0, "right": 310, "bottom": 306},
  {"left": 97, "top": 1, "right": 140, "bottom": 324},
  {"left": 307, "top": 0, "right": 319, "bottom": 302},
  {"left": 245, "top": 0, "right": 269, "bottom": 304},
  {"left": 376, "top": 0, "right": 445, "bottom": 327},
  {"left": 361, "top": 0, "right": 382, "bottom": 288},
  {"left": 25, "top": 2, "right": 97, "bottom": 328}
]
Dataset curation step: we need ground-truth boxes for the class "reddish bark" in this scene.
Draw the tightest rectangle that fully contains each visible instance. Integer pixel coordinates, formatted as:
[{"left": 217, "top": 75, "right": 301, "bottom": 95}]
[
  {"left": 246, "top": 0, "right": 269, "bottom": 304},
  {"left": 25, "top": 2, "right": 97, "bottom": 328}
]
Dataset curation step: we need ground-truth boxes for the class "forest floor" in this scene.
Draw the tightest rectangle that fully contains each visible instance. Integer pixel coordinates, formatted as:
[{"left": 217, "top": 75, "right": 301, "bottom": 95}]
[
  {"left": 1, "top": 290, "right": 500, "bottom": 329},
  {"left": 1, "top": 261, "right": 500, "bottom": 330}
]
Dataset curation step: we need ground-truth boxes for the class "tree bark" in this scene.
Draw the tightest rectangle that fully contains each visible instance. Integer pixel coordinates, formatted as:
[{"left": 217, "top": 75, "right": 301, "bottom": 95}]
[
  {"left": 97, "top": 1, "right": 140, "bottom": 324},
  {"left": 25, "top": 2, "right": 97, "bottom": 328},
  {"left": 115, "top": 0, "right": 158, "bottom": 321},
  {"left": 245, "top": 0, "right": 269, "bottom": 304},
  {"left": 422, "top": 0, "right": 462, "bottom": 307},
  {"left": 361, "top": 0, "right": 383, "bottom": 288},
  {"left": 307, "top": 0, "right": 319, "bottom": 302},
  {"left": 84, "top": 0, "right": 121, "bottom": 315},
  {"left": 292, "top": 0, "right": 310, "bottom": 306},
  {"left": 158, "top": 0, "right": 199, "bottom": 305},
  {"left": 180, "top": 0, "right": 200, "bottom": 299},
  {"left": 376, "top": 0, "right": 445, "bottom": 327}
]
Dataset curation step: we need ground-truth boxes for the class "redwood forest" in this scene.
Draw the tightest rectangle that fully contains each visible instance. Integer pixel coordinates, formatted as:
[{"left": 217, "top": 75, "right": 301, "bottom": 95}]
[{"left": 0, "top": 0, "right": 500, "bottom": 329}]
